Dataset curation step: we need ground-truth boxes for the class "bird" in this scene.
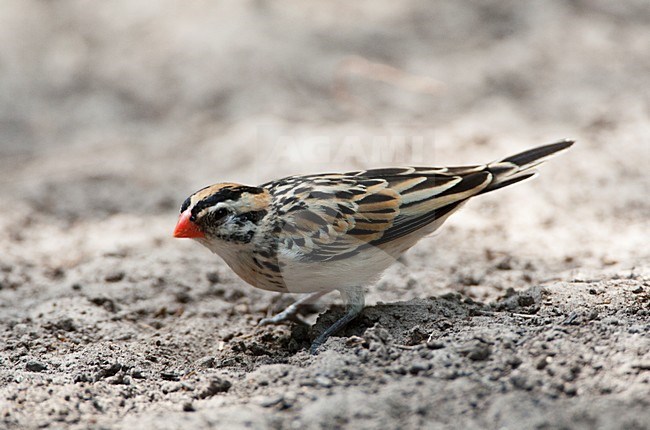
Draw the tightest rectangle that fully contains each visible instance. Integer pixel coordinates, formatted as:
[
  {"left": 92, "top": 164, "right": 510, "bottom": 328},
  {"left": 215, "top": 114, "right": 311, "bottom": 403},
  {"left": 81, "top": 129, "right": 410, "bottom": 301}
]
[{"left": 173, "top": 139, "right": 574, "bottom": 354}]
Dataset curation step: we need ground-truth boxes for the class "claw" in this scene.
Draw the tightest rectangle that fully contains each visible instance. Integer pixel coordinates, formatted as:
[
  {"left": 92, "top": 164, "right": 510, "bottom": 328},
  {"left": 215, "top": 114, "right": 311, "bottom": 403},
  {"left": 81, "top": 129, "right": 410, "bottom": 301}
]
[{"left": 258, "top": 291, "right": 328, "bottom": 327}]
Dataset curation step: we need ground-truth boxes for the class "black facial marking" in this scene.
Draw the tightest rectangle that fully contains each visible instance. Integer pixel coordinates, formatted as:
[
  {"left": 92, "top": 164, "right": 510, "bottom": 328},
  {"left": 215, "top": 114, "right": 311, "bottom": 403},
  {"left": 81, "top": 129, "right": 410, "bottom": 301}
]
[
  {"left": 191, "top": 186, "right": 263, "bottom": 219},
  {"left": 180, "top": 197, "right": 191, "bottom": 213}
]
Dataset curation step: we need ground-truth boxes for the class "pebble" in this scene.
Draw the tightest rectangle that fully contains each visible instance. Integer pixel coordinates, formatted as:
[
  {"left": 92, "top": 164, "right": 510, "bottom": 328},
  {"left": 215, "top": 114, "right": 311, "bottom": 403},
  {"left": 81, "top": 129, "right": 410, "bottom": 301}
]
[
  {"left": 161, "top": 382, "right": 182, "bottom": 394},
  {"left": 26, "top": 360, "right": 47, "bottom": 372},
  {"left": 161, "top": 371, "right": 181, "bottom": 381},
  {"left": 426, "top": 341, "right": 445, "bottom": 350},
  {"left": 206, "top": 271, "right": 220, "bottom": 284},
  {"left": 510, "top": 375, "right": 530, "bottom": 390},
  {"left": 409, "top": 362, "right": 432, "bottom": 375},
  {"left": 468, "top": 345, "right": 492, "bottom": 361},
  {"left": 258, "top": 395, "right": 283, "bottom": 408},
  {"left": 104, "top": 271, "right": 125, "bottom": 283},
  {"left": 507, "top": 356, "right": 523, "bottom": 368},
  {"left": 563, "top": 384, "right": 578, "bottom": 396},
  {"left": 536, "top": 357, "right": 550, "bottom": 370},
  {"left": 130, "top": 369, "right": 146, "bottom": 379},
  {"left": 197, "top": 356, "right": 216, "bottom": 368},
  {"left": 175, "top": 291, "right": 192, "bottom": 304},
  {"left": 198, "top": 377, "right": 232, "bottom": 398},
  {"left": 55, "top": 318, "right": 77, "bottom": 332},
  {"left": 315, "top": 376, "right": 333, "bottom": 388}
]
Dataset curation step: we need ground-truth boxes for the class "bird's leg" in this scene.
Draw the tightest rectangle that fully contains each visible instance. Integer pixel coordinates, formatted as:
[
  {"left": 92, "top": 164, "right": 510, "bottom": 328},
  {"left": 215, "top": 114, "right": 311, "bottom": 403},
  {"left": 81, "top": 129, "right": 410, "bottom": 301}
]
[
  {"left": 310, "top": 286, "right": 365, "bottom": 354},
  {"left": 258, "top": 291, "right": 328, "bottom": 326}
]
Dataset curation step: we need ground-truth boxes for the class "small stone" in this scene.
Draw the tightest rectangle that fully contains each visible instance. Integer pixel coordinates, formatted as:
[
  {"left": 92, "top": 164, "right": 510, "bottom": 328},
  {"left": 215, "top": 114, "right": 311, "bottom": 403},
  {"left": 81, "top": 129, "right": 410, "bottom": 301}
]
[
  {"left": 175, "top": 291, "right": 192, "bottom": 304},
  {"left": 197, "top": 356, "right": 215, "bottom": 368},
  {"left": 74, "top": 373, "right": 91, "bottom": 383},
  {"left": 26, "top": 360, "right": 47, "bottom": 372},
  {"left": 105, "top": 271, "right": 125, "bottom": 283},
  {"left": 55, "top": 318, "right": 77, "bottom": 332},
  {"left": 183, "top": 402, "right": 195, "bottom": 412},
  {"left": 496, "top": 258, "right": 513, "bottom": 270},
  {"left": 511, "top": 375, "right": 529, "bottom": 390},
  {"left": 95, "top": 363, "right": 122, "bottom": 381},
  {"left": 161, "top": 382, "right": 182, "bottom": 394},
  {"left": 130, "top": 369, "right": 146, "bottom": 379},
  {"left": 89, "top": 297, "right": 119, "bottom": 312},
  {"left": 517, "top": 295, "right": 535, "bottom": 307},
  {"left": 507, "top": 356, "right": 523, "bottom": 368},
  {"left": 409, "top": 362, "right": 432, "bottom": 375},
  {"left": 392, "top": 366, "right": 407, "bottom": 375},
  {"left": 161, "top": 371, "right": 181, "bottom": 381},
  {"left": 563, "top": 385, "right": 577, "bottom": 396},
  {"left": 299, "top": 378, "right": 316, "bottom": 387},
  {"left": 426, "top": 341, "right": 445, "bottom": 350},
  {"left": 258, "top": 395, "right": 283, "bottom": 408},
  {"left": 536, "top": 357, "right": 549, "bottom": 370},
  {"left": 282, "top": 392, "right": 297, "bottom": 409},
  {"left": 206, "top": 271, "right": 220, "bottom": 284},
  {"left": 198, "top": 377, "right": 231, "bottom": 398},
  {"left": 315, "top": 376, "right": 332, "bottom": 388},
  {"left": 108, "top": 373, "right": 131, "bottom": 386},
  {"left": 46, "top": 267, "right": 65, "bottom": 279},
  {"left": 468, "top": 345, "right": 491, "bottom": 361}
]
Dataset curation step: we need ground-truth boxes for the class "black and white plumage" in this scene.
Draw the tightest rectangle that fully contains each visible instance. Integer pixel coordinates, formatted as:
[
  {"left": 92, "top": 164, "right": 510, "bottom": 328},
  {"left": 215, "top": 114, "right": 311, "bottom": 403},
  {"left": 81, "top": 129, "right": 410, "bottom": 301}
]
[{"left": 174, "top": 139, "right": 574, "bottom": 353}]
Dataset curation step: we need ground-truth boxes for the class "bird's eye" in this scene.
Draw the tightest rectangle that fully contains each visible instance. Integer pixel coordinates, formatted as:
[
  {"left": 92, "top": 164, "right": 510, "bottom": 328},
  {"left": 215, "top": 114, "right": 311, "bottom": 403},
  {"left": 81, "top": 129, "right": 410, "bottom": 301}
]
[{"left": 213, "top": 208, "right": 228, "bottom": 220}]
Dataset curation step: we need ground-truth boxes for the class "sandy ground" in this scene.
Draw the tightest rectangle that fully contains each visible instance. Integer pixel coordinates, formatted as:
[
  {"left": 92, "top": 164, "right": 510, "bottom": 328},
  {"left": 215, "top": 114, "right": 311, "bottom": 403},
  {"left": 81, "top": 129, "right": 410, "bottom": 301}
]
[{"left": 0, "top": 1, "right": 649, "bottom": 429}]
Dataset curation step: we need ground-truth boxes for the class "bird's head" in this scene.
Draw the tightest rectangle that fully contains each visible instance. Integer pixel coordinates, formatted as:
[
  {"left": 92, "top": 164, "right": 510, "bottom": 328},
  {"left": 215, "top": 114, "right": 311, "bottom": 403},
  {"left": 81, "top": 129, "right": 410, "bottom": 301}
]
[{"left": 173, "top": 183, "right": 270, "bottom": 245}]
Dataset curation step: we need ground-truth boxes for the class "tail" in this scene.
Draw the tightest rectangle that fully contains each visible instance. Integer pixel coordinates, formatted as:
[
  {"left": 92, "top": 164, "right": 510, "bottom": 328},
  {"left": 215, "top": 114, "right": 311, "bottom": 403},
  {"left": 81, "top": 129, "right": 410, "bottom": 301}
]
[{"left": 480, "top": 139, "right": 574, "bottom": 194}]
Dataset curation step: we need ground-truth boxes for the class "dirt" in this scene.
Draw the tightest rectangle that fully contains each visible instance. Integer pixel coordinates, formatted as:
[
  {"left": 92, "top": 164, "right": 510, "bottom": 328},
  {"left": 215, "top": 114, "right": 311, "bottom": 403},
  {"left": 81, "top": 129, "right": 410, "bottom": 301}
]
[{"left": 0, "top": 1, "right": 649, "bottom": 429}]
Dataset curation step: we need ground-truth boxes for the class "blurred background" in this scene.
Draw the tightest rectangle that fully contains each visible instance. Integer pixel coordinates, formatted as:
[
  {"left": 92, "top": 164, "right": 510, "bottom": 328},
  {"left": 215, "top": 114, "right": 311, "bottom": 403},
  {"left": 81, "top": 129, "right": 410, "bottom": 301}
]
[{"left": 0, "top": 0, "right": 648, "bottom": 291}]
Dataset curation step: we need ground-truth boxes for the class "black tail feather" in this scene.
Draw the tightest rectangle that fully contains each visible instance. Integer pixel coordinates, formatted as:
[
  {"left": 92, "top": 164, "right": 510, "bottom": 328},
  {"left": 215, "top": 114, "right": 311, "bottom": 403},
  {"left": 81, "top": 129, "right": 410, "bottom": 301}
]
[
  {"left": 480, "top": 172, "right": 537, "bottom": 195},
  {"left": 481, "top": 139, "right": 574, "bottom": 194},
  {"left": 502, "top": 139, "right": 574, "bottom": 168}
]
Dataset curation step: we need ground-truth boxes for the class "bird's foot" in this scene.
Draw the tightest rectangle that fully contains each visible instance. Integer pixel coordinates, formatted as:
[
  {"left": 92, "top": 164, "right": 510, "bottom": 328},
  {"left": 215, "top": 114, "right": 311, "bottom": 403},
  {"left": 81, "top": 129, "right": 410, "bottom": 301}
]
[
  {"left": 309, "top": 286, "right": 365, "bottom": 355},
  {"left": 258, "top": 305, "right": 307, "bottom": 326},
  {"left": 258, "top": 291, "right": 327, "bottom": 327}
]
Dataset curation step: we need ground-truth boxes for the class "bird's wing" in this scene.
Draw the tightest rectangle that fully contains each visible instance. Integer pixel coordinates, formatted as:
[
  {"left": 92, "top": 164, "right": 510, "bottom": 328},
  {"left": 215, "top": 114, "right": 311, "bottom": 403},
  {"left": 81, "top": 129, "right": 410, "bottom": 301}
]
[{"left": 268, "top": 167, "right": 492, "bottom": 262}]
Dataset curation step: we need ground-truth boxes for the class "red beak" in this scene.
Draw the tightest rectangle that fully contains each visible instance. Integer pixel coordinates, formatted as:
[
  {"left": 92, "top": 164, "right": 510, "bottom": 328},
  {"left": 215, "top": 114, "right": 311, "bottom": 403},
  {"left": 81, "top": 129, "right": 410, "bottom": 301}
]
[{"left": 173, "top": 210, "right": 205, "bottom": 238}]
